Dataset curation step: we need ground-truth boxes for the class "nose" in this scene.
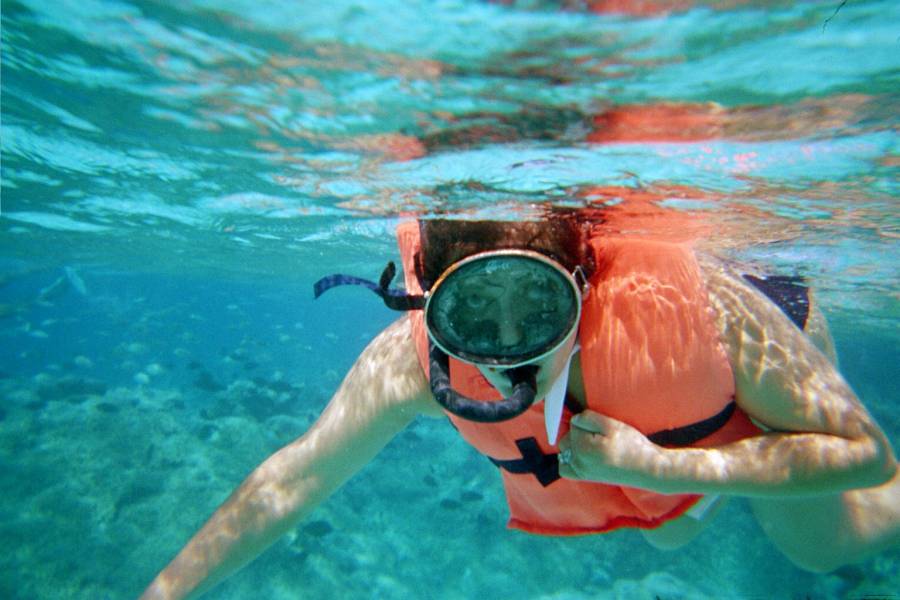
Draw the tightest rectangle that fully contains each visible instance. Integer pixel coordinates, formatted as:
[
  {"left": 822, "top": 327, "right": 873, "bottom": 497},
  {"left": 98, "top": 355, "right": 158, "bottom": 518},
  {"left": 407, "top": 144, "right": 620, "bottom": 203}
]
[
  {"left": 497, "top": 316, "right": 523, "bottom": 348},
  {"left": 495, "top": 292, "right": 524, "bottom": 348}
]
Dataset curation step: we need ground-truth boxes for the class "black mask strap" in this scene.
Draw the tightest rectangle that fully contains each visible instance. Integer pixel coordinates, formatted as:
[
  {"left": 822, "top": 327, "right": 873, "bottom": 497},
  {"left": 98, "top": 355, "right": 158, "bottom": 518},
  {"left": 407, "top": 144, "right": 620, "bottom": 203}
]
[
  {"left": 314, "top": 262, "right": 425, "bottom": 311},
  {"left": 429, "top": 343, "right": 537, "bottom": 423}
]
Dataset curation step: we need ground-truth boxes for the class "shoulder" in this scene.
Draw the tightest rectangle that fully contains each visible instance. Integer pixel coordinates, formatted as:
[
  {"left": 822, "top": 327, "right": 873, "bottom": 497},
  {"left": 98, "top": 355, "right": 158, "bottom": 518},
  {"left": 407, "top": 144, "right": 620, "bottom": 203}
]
[
  {"left": 695, "top": 253, "right": 833, "bottom": 358},
  {"left": 695, "top": 252, "right": 813, "bottom": 338},
  {"left": 341, "top": 316, "right": 444, "bottom": 419},
  {"left": 694, "top": 253, "right": 777, "bottom": 336},
  {"left": 695, "top": 253, "right": 854, "bottom": 429}
]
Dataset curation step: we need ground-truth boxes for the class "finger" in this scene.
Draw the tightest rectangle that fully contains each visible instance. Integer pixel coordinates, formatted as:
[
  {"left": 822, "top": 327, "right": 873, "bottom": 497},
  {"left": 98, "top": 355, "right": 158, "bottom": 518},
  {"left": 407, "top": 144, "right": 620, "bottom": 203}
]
[{"left": 569, "top": 410, "right": 609, "bottom": 434}]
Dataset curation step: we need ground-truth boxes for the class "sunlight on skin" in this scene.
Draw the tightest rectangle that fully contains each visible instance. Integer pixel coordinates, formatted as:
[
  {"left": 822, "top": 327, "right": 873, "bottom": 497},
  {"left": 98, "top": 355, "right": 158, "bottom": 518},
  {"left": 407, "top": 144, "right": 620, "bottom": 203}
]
[
  {"left": 558, "top": 256, "right": 896, "bottom": 498},
  {"left": 751, "top": 469, "right": 900, "bottom": 572},
  {"left": 843, "top": 474, "right": 900, "bottom": 540},
  {"left": 804, "top": 298, "right": 837, "bottom": 366},
  {"left": 702, "top": 258, "right": 884, "bottom": 441},
  {"left": 141, "top": 257, "right": 899, "bottom": 597},
  {"left": 140, "top": 318, "right": 437, "bottom": 600},
  {"left": 558, "top": 255, "right": 898, "bottom": 561}
]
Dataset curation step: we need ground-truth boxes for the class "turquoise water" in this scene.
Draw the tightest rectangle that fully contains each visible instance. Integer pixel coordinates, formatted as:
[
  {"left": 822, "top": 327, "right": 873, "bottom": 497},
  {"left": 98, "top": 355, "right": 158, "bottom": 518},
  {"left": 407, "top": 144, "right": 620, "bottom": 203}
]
[{"left": 1, "top": 0, "right": 898, "bottom": 598}]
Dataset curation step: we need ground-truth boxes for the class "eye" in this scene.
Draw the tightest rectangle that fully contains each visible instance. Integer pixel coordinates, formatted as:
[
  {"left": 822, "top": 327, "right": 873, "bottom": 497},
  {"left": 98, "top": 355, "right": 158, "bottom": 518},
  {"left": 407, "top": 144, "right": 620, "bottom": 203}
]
[
  {"left": 465, "top": 294, "right": 490, "bottom": 310},
  {"left": 526, "top": 286, "right": 551, "bottom": 302},
  {"left": 522, "top": 277, "right": 556, "bottom": 301}
]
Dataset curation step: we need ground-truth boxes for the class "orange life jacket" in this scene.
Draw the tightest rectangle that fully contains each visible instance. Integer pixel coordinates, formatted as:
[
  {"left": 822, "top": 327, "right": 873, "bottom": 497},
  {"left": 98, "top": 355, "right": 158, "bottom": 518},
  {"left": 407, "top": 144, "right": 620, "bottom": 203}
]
[{"left": 397, "top": 221, "right": 760, "bottom": 535}]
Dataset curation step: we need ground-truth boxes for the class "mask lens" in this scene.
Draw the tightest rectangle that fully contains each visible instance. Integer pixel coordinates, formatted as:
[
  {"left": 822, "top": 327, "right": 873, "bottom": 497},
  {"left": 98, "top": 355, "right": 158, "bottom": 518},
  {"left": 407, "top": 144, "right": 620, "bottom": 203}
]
[{"left": 425, "top": 252, "right": 579, "bottom": 366}]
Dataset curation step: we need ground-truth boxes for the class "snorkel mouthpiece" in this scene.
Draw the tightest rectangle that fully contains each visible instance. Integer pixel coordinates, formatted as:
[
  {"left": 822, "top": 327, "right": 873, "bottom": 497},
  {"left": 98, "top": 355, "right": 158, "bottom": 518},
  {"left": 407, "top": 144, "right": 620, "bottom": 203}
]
[
  {"left": 429, "top": 344, "right": 537, "bottom": 423},
  {"left": 313, "top": 247, "right": 581, "bottom": 424},
  {"left": 424, "top": 249, "right": 581, "bottom": 423}
]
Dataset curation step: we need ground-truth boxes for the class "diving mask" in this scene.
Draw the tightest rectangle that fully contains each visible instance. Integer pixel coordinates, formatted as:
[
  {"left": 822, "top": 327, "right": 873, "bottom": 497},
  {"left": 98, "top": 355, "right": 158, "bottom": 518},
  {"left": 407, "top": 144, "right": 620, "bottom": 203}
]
[
  {"left": 424, "top": 250, "right": 582, "bottom": 424},
  {"left": 425, "top": 250, "right": 581, "bottom": 369},
  {"left": 313, "top": 248, "right": 584, "bottom": 424}
]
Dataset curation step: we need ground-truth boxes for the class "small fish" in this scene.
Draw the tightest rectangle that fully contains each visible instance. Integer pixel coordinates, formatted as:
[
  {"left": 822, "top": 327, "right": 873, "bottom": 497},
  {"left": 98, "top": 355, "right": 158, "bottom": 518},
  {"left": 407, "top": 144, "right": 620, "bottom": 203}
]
[
  {"left": 35, "top": 266, "right": 87, "bottom": 305},
  {"left": 64, "top": 267, "right": 87, "bottom": 296}
]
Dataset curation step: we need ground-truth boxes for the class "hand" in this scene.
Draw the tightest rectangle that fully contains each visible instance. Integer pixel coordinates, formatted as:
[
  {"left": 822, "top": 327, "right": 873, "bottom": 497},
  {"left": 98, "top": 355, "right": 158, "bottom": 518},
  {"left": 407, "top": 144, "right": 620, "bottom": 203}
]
[{"left": 557, "top": 410, "right": 664, "bottom": 488}]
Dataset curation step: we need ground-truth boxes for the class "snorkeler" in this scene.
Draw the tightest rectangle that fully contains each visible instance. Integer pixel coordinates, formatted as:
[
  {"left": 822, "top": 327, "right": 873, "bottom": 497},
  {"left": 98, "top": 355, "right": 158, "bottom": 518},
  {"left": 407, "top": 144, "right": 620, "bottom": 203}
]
[{"left": 140, "top": 208, "right": 899, "bottom": 600}]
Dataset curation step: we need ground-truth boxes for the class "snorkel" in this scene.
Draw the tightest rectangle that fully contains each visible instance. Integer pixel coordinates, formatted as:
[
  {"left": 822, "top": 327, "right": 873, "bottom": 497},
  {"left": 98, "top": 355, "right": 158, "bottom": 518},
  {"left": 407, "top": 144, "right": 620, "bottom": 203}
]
[
  {"left": 428, "top": 344, "right": 539, "bottom": 422},
  {"left": 313, "top": 215, "right": 592, "bottom": 427},
  {"left": 423, "top": 249, "right": 583, "bottom": 423},
  {"left": 314, "top": 256, "right": 556, "bottom": 423}
]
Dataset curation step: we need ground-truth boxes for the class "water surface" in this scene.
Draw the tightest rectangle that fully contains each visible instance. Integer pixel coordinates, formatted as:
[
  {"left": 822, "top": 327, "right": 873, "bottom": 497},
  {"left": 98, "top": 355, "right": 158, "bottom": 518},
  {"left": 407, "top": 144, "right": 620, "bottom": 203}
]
[{"left": 1, "top": 1, "right": 898, "bottom": 598}]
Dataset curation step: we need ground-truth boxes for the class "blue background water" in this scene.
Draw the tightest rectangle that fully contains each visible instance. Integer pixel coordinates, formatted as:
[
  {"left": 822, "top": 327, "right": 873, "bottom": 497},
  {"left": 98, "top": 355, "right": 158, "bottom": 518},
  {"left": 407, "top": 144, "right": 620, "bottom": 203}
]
[{"left": 1, "top": 1, "right": 898, "bottom": 598}]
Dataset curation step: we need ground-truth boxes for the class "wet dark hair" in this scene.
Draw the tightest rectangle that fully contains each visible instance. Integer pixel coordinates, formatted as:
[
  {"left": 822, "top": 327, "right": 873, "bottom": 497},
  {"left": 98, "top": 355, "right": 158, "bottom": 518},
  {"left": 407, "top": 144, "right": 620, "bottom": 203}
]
[{"left": 415, "top": 207, "right": 598, "bottom": 290}]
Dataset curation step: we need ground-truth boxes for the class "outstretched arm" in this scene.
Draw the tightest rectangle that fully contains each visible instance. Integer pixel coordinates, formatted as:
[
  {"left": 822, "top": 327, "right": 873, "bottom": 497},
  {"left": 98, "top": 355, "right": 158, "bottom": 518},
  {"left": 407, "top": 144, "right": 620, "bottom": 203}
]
[
  {"left": 140, "top": 317, "right": 438, "bottom": 600},
  {"left": 560, "top": 259, "right": 895, "bottom": 497}
]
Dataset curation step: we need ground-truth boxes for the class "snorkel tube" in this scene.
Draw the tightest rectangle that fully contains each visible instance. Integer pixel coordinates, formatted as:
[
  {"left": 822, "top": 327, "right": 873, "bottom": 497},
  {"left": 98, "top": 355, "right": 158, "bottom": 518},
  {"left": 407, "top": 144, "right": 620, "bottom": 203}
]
[
  {"left": 314, "top": 264, "right": 538, "bottom": 422},
  {"left": 314, "top": 219, "right": 587, "bottom": 425},
  {"left": 428, "top": 343, "right": 538, "bottom": 423}
]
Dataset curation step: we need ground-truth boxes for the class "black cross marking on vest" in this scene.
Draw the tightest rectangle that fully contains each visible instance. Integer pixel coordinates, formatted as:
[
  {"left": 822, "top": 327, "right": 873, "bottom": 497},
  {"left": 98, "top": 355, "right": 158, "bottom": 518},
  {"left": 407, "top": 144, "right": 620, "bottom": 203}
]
[{"left": 488, "top": 437, "right": 560, "bottom": 487}]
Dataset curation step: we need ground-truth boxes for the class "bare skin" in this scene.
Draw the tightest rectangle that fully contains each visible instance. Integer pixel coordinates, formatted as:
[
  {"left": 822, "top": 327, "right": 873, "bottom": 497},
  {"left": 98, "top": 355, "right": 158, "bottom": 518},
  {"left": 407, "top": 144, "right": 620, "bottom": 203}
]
[
  {"left": 704, "top": 258, "right": 900, "bottom": 571},
  {"left": 584, "top": 258, "right": 900, "bottom": 563},
  {"left": 140, "top": 262, "right": 898, "bottom": 599},
  {"left": 517, "top": 259, "right": 899, "bottom": 571},
  {"left": 140, "top": 320, "right": 440, "bottom": 600}
]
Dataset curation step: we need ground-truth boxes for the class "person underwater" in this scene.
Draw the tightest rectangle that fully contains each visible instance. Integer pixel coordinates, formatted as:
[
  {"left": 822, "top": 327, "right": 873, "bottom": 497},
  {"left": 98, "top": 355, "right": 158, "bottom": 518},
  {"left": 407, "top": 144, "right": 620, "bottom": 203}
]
[{"left": 140, "top": 209, "right": 900, "bottom": 600}]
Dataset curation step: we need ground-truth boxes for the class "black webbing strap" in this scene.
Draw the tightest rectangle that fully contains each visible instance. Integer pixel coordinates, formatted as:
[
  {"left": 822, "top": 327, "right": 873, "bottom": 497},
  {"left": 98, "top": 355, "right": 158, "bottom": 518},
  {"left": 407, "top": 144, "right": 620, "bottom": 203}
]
[
  {"left": 313, "top": 261, "right": 425, "bottom": 311},
  {"left": 646, "top": 400, "right": 736, "bottom": 447},
  {"left": 488, "top": 400, "right": 738, "bottom": 486}
]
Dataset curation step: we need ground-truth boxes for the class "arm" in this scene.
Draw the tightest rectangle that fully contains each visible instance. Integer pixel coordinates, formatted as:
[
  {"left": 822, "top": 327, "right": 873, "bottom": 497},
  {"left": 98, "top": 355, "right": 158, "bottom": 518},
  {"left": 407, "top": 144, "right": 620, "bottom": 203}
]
[
  {"left": 559, "top": 259, "right": 896, "bottom": 497},
  {"left": 140, "top": 317, "right": 439, "bottom": 600}
]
